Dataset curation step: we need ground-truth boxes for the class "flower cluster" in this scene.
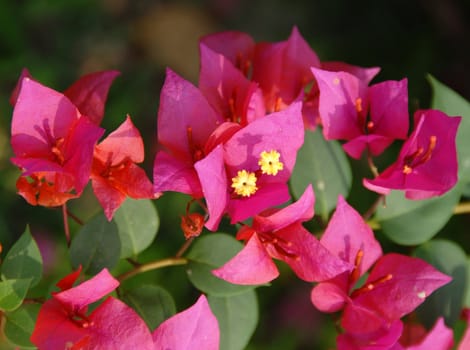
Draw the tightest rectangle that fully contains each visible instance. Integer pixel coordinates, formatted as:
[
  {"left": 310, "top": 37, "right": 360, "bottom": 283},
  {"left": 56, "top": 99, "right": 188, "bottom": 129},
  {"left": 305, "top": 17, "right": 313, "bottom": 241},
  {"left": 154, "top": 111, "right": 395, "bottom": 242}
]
[{"left": 7, "top": 26, "right": 465, "bottom": 350}]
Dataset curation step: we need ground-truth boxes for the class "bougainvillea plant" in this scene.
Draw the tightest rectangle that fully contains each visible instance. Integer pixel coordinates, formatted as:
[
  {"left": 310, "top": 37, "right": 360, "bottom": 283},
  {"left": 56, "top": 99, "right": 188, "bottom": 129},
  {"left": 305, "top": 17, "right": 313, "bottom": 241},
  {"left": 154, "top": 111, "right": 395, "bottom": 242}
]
[{"left": 1, "top": 27, "right": 470, "bottom": 350}]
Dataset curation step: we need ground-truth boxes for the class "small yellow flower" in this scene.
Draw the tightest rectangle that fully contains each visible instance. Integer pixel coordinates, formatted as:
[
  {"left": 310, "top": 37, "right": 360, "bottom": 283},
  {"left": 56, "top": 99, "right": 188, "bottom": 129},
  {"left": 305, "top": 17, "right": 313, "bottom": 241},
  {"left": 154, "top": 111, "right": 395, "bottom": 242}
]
[
  {"left": 258, "top": 150, "right": 284, "bottom": 176},
  {"left": 231, "top": 170, "right": 258, "bottom": 197}
]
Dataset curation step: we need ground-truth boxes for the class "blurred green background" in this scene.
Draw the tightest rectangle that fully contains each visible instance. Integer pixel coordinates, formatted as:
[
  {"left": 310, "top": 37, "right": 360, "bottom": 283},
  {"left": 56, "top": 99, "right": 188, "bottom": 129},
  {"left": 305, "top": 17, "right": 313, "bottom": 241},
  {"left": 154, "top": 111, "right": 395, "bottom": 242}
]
[{"left": 0, "top": 0, "right": 469, "bottom": 349}]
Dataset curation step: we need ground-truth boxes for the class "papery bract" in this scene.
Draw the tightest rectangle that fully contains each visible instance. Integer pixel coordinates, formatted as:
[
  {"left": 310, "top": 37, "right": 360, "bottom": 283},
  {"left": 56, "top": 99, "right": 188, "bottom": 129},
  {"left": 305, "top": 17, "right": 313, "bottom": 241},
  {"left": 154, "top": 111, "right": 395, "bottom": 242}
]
[
  {"left": 195, "top": 102, "right": 305, "bottom": 229},
  {"left": 213, "top": 185, "right": 352, "bottom": 284},
  {"left": 10, "top": 68, "right": 119, "bottom": 125},
  {"left": 153, "top": 68, "right": 224, "bottom": 197},
  {"left": 152, "top": 295, "right": 219, "bottom": 350},
  {"left": 364, "top": 109, "right": 461, "bottom": 199},
  {"left": 311, "top": 196, "right": 451, "bottom": 346},
  {"left": 11, "top": 78, "right": 104, "bottom": 206},
  {"left": 396, "top": 317, "right": 453, "bottom": 350},
  {"left": 31, "top": 268, "right": 155, "bottom": 350},
  {"left": 91, "top": 115, "right": 156, "bottom": 220},
  {"left": 312, "top": 67, "right": 408, "bottom": 159},
  {"left": 199, "top": 44, "right": 265, "bottom": 125}
]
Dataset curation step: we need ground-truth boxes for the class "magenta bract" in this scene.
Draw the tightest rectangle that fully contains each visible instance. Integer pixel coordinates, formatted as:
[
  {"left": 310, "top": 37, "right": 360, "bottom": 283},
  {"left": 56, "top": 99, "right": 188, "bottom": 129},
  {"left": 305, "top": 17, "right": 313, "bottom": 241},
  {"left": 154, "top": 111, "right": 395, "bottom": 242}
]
[{"left": 364, "top": 109, "right": 461, "bottom": 199}]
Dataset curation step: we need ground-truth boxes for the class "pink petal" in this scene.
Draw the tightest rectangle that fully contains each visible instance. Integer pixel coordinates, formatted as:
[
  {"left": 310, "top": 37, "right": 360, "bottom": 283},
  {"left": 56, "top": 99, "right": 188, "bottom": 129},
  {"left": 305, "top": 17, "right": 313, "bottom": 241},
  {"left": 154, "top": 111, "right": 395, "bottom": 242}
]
[
  {"left": 212, "top": 234, "right": 279, "bottom": 285},
  {"left": 407, "top": 318, "right": 453, "bottom": 350},
  {"left": 353, "top": 253, "right": 452, "bottom": 322},
  {"left": 63, "top": 70, "right": 120, "bottom": 125},
  {"left": 10, "top": 67, "right": 32, "bottom": 106},
  {"left": 53, "top": 269, "right": 119, "bottom": 314},
  {"left": 343, "top": 134, "right": 395, "bottom": 159},
  {"left": 310, "top": 277, "right": 349, "bottom": 313},
  {"left": 227, "top": 182, "right": 290, "bottom": 224},
  {"left": 368, "top": 79, "right": 409, "bottom": 140},
  {"left": 91, "top": 176, "right": 127, "bottom": 221},
  {"left": 199, "top": 44, "right": 265, "bottom": 125},
  {"left": 157, "top": 68, "right": 222, "bottom": 157},
  {"left": 224, "top": 102, "right": 304, "bottom": 181},
  {"left": 321, "top": 196, "right": 382, "bottom": 276},
  {"left": 152, "top": 295, "right": 220, "bottom": 350},
  {"left": 253, "top": 184, "right": 314, "bottom": 232},
  {"left": 321, "top": 61, "right": 380, "bottom": 85},
  {"left": 253, "top": 27, "right": 320, "bottom": 111},
  {"left": 272, "top": 224, "right": 353, "bottom": 282},
  {"left": 11, "top": 78, "right": 80, "bottom": 156},
  {"left": 87, "top": 297, "right": 154, "bottom": 349},
  {"left": 194, "top": 146, "right": 228, "bottom": 231},
  {"left": 153, "top": 150, "right": 203, "bottom": 197},
  {"left": 95, "top": 115, "right": 145, "bottom": 164},
  {"left": 200, "top": 30, "right": 255, "bottom": 70},
  {"left": 458, "top": 309, "right": 470, "bottom": 350}
]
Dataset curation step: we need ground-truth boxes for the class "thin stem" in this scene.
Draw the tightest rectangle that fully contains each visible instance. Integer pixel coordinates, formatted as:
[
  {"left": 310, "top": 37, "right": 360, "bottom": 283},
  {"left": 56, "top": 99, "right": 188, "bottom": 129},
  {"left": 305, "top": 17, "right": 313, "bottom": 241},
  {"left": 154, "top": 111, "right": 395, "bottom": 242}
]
[
  {"left": 117, "top": 257, "right": 188, "bottom": 283},
  {"left": 126, "top": 258, "right": 141, "bottom": 267},
  {"left": 363, "top": 195, "right": 385, "bottom": 221},
  {"left": 66, "top": 209, "right": 84, "bottom": 225},
  {"left": 454, "top": 202, "right": 470, "bottom": 215},
  {"left": 175, "top": 237, "right": 194, "bottom": 258},
  {"left": 62, "top": 204, "right": 71, "bottom": 247},
  {"left": 366, "top": 146, "right": 379, "bottom": 178}
]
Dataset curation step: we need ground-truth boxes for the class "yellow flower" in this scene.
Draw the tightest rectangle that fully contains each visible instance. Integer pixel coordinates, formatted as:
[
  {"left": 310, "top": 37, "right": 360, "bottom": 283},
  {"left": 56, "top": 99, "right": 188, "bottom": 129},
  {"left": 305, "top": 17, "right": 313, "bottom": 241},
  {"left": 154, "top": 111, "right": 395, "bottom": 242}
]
[
  {"left": 231, "top": 170, "right": 258, "bottom": 197},
  {"left": 258, "top": 150, "right": 284, "bottom": 176}
]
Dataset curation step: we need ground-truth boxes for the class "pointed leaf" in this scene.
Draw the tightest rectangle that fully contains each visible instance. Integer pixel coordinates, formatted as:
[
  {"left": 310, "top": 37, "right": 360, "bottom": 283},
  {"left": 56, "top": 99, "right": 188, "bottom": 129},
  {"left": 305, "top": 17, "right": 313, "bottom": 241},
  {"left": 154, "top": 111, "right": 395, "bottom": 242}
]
[
  {"left": 414, "top": 239, "right": 468, "bottom": 327},
  {"left": 428, "top": 75, "right": 470, "bottom": 181},
  {"left": 113, "top": 198, "right": 159, "bottom": 258},
  {"left": 3, "top": 303, "right": 40, "bottom": 349},
  {"left": 70, "top": 213, "right": 121, "bottom": 275},
  {"left": 186, "top": 233, "right": 256, "bottom": 296},
  {"left": 0, "top": 279, "right": 31, "bottom": 312},
  {"left": 375, "top": 184, "right": 461, "bottom": 245},
  {"left": 1, "top": 227, "right": 42, "bottom": 287},
  {"left": 208, "top": 289, "right": 258, "bottom": 350},
  {"left": 122, "top": 284, "right": 176, "bottom": 330},
  {"left": 290, "top": 130, "right": 352, "bottom": 221}
]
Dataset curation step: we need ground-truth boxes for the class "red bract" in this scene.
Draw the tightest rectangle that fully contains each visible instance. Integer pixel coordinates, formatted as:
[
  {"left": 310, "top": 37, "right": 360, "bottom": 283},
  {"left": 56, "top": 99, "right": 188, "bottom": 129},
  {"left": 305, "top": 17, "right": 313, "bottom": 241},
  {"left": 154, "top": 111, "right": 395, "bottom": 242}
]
[
  {"left": 152, "top": 295, "right": 220, "bottom": 350},
  {"left": 91, "top": 115, "right": 156, "bottom": 220},
  {"left": 363, "top": 109, "right": 461, "bottom": 199},
  {"left": 195, "top": 102, "right": 305, "bottom": 229},
  {"left": 153, "top": 68, "right": 224, "bottom": 197},
  {"left": 11, "top": 78, "right": 104, "bottom": 207},
  {"left": 199, "top": 44, "right": 265, "bottom": 126},
  {"left": 11, "top": 68, "right": 120, "bottom": 125},
  {"left": 31, "top": 268, "right": 155, "bottom": 349},
  {"left": 311, "top": 197, "right": 451, "bottom": 347},
  {"left": 312, "top": 67, "right": 409, "bottom": 159},
  {"left": 212, "top": 186, "right": 352, "bottom": 284}
]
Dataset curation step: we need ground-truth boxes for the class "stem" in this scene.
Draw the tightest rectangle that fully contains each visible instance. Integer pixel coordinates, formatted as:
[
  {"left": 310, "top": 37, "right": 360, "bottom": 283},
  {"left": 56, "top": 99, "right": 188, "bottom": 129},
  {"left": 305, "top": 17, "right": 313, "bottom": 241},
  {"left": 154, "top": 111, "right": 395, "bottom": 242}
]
[
  {"left": 366, "top": 146, "right": 379, "bottom": 178},
  {"left": 454, "top": 202, "right": 470, "bottom": 215},
  {"left": 66, "top": 209, "right": 84, "bottom": 225},
  {"left": 62, "top": 204, "right": 71, "bottom": 247},
  {"left": 117, "top": 257, "right": 188, "bottom": 283},
  {"left": 363, "top": 195, "right": 385, "bottom": 221},
  {"left": 175, "top": 237, "right": 194, "bottom": 258}
]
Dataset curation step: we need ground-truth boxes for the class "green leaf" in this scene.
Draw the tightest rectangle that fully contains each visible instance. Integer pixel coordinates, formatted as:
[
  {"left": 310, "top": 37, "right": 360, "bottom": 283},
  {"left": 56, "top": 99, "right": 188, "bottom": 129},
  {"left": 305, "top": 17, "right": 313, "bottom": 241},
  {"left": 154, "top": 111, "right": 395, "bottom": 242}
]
[
  {"left": 113, "top": 199, "right": 159, "bottom": 258},
  {"left": 428, "top": 75, "right": 470, "bottom": 182},
  {"left": 0, "top": 279, "right": 31, "bottom": 312},
  {"left": 375, "top": 184, "right": 461, "bottom": 245},
  {"left": 1, "top": 226, "right": 42, "bottom": 287},
  {"left": 290, "top": 130, "right": 352, "bottom": 221},
  {"left": 69, "top": 213, "right": 121, "bottom": 275},
  {"left": 208, "top": 289, "right": 258, "bottom": 350},
  {"left": 414, "top": 239, "right": 467, "bottom": 327},
  {"left": 3, "top": 303, "right": 40, "bottom": 349},
  {"left": 122, "top": 284, "right": 176, "bottom": 330},
  {"left": 186, "top": 234, "right": 256, "bottom": 296}
]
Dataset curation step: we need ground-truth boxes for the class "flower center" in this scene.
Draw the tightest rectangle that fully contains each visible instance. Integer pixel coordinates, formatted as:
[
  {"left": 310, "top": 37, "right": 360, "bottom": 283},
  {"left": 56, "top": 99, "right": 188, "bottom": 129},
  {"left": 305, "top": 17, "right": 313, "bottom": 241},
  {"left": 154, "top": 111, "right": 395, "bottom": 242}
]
[
  {"left": 351, "top": 273, "right": 393, "bottom": 298},
  {"left": 231, "top": 170, "right": 258, "bottom": 197},
  {"left": 402, "top": 135, "right": 437, "bottom": 175},
  {"left": 258, "top": 231, "right": 299, "bottom": 260},
  {"left": 187, "top": 126, "right": 205, "bottom": 162},
  {"left": 258, "top": 150, "right": 284, "bottom": 176}
]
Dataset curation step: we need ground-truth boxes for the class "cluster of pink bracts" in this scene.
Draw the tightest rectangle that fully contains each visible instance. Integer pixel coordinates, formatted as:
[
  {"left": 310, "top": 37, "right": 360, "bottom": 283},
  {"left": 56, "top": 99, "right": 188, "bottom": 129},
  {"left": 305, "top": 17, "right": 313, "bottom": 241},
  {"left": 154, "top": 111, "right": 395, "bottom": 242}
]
[{"left": 9, "top": 27, "right": 465, "bottom": 349}]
